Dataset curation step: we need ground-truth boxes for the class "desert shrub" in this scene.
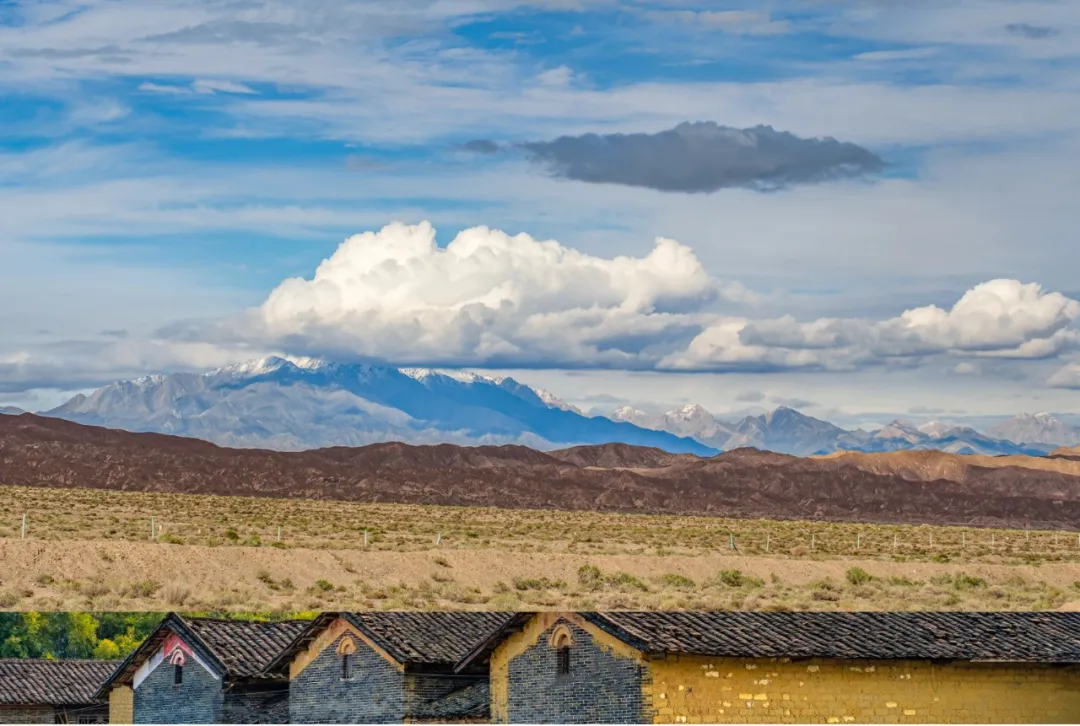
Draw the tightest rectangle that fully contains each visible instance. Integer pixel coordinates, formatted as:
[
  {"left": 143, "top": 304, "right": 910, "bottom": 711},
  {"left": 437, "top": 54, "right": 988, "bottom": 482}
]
[
  {"left": 512, "top": 577, "right": 566, "bottom": 591},
  {"left": 716, "top": 569, "right": 762, "bottom": 588},
  {"left": 845, "top": 567, "right": 873, "bottom": 586},
  {"left": 81, "top": 580, "right": 111, "bottom": 598},
  {"left": 315, "top": 579, "right": 334, "bottom": 592},
  {"left": 605, "top": 572, "right": 649, "bottom": 592},
  {"left": 577, "top": 564, "right": 604, "bottom": 590},
  {"left": 433, "top": 556, "right": 452, "bottom": 568},
  {"left": 224, "top": 528, "right": 240, "bottom": 542},
  {"left": 657, "top": 573, "right": 696, "bottom": 589},
  {"left": 160, "top": 533, "right": 185, "bottom": 545},
  {"left": 952, "top": 573, "right": 987, "bottom": 590},
  {"left": 127, "top": 580, "right": 161, "bottom": 598},
  {"left": 162, "top": 583, "right": 191, "bottom": 606}
]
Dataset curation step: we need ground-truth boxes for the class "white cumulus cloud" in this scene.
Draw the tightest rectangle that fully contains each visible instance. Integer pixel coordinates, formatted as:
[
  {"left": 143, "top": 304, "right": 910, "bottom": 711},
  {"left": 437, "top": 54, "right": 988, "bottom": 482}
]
[
  {"left": 242, "top": 221, "right": 722, "bottom": 368},
  {"left": 664, "top": 279, "right": 1080, "bottom": 371}
]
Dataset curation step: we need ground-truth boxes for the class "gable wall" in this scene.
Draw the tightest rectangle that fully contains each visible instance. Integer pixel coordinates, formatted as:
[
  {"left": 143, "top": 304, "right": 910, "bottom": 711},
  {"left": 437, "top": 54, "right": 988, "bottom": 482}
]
[
  {"left": 491, "top": 612, "right": 650, "bottom": 724},
  {"left": 648, "top": 654, "right": 1080, "bottom": 724},
  {"left": 133, "top": 654, "right": 222, "bottom": 724},
  {"left": 289, "top": 629, "right": 405, "bottom": 724}
]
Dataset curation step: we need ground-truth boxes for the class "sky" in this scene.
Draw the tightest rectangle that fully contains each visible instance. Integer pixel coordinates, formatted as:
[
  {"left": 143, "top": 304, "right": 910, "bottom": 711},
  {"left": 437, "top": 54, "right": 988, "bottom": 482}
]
[{"left": 1, "top": 0, "right": 1080, "bottom": 427}]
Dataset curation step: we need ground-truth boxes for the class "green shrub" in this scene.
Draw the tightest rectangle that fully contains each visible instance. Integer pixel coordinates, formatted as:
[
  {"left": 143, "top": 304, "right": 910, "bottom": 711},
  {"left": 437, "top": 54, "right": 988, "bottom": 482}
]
[
  {"left": 845, "top": 567, "right": 873, "bottom": 586},
  {"left": 314, "top": 579, "right": 334, "bottom": 592},
  {"left": 605, "top": 572, "right": 649, "bottom": 592},
  {"left": 716, "top": 569, "right": 763, "bottom": 588}
]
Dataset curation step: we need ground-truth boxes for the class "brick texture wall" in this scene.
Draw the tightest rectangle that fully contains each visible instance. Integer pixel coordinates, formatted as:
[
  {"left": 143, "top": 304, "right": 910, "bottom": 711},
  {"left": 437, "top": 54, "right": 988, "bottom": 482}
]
[
  {"left": 289, "top": 633, "right": 405, "bottom": 723},
  {"left": 133, "top": 659, "right": 223, "bottom": 724},
  {"left": 502, "top": 620, "right": 649, "bottom": 724},
  {"left": 648, "top": 655, "right": 1080, "bottom": 724},
  {"left": 221, "top": 684, "right": 289, "bottom": 724},
  {"left": 0, "top": 705, "right": 56, "bottom": 723}
]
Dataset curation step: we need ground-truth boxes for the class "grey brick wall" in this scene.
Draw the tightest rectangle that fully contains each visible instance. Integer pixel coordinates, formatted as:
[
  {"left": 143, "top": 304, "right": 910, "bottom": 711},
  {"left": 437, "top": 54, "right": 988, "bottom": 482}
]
[
  {"left": 134, "top": 659, "right": 223, "bottom": 724},
  {"left": 221, "top": 685, "right": 290, "bottom": 724},
  {"left": 0, "top": 705, "right": 56, "bottom": 724},
  {"left": 504, "top": 620, "right": 649, "bottom": 724},
  {"left": 289, "top": 633, "right": 405, "bottom": 724},
  {"left": 404, "top": 672, "right": 464, "bottom": 715}
]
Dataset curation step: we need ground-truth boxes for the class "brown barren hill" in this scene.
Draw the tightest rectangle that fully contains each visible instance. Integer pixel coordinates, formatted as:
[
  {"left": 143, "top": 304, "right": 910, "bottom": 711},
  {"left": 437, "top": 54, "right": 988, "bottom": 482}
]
[
  {"left": 5, "top": 414, "right": 1080, "bottom": 529},
  {"left": 814, "top": 449, "right": 1080, "bottom": 481}
]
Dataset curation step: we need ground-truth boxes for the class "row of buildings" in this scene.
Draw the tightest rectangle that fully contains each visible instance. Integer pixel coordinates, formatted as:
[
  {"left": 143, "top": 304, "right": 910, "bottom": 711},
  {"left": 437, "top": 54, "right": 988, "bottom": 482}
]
[{"left": 3, "top": 610, "right": 1080, "bottom": 724}]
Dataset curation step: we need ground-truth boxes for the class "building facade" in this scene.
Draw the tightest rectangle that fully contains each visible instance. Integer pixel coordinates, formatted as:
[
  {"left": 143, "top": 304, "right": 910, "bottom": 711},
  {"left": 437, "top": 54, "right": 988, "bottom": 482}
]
[
  {"left": 457, "top": 611, "right": 1080, "bottom": 724},
  {"left": 269, "top": 612, "right": 511, "bottom": 724},
  {"left": 96, "top": 614, "right": 307, "bottom": 725},
  {"left": 0, "top": 659, "right": 114, "bottom": 724}
]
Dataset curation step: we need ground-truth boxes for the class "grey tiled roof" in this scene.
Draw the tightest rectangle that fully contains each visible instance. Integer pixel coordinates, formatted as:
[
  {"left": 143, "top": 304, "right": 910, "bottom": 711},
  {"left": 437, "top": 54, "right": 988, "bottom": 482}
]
[
  {"left": 455, "top": 611, "right": 1080, "bottom": 671},
  {"left": 97, "top": 613, "right": 310, "bottom": 697},
  {"left": 184, "top": 618, "right": 309, "bottom": 678},
  {"left": 342, "top": 612, "right": 514, "bottom": 665},
  {"left": 0, "top": 659, "right": 117, "bottom": 706},
  {"left": 584, "top": 612, "right": 1080, "bottom": 662}
]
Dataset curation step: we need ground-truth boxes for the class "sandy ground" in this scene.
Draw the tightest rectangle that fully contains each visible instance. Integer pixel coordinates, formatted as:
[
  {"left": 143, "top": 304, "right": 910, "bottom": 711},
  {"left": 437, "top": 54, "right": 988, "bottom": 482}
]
[{"left": 2, "top": 538, "right": 1079, "bottom": 612}]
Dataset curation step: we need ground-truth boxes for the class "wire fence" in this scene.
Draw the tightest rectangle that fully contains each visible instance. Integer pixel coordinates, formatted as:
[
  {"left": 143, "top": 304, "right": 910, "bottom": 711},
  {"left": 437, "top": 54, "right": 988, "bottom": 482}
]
[{"left": 4, "top": 509, "right": 1080, "bottom": 561}]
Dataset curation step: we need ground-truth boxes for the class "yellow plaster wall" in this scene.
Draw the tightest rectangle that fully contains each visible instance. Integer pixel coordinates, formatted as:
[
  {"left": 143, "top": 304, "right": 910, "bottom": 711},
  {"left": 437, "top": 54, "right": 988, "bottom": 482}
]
[
  {"left": 288, "top": 617, "right": 403, "bottom": 680},
  {"left": 648, "top": 655, "right": 1080, "bottom": 724},
  {"left": 108, "top": 685, "right": 133, "bottom": 724},
  {"left": 489, "top": 612, "right": 646, "bottom": 723}
]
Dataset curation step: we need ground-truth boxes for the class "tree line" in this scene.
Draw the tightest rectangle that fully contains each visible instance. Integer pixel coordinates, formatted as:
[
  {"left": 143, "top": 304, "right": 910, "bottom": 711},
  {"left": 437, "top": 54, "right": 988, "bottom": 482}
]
[{"left": 0, "top": 612, "right": 316, "bottom": 660}]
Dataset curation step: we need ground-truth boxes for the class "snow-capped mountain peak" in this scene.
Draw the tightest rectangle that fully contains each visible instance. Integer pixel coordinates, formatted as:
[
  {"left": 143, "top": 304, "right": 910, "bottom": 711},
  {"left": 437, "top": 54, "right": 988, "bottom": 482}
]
[{"left": 43, "top": 358, "right": 715, "bottom": 455}]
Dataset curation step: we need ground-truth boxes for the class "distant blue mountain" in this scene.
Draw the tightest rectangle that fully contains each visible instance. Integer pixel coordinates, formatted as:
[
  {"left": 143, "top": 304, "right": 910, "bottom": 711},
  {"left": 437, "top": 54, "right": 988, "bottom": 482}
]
[{"left": 44, "top": 357, "right": 716, "bottom": 455}]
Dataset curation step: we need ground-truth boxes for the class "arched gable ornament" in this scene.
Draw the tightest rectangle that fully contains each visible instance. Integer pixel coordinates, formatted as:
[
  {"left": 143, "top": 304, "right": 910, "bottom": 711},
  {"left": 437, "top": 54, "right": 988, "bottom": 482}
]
[
  {"left": 336, "top": 636, "right": 358, "bottom": 656},
  {"left": 548, "top": 624, "right": 576, "bottom": 649},
  {"left": 167, "top": 648, "right": 187, "bottom": 666}
]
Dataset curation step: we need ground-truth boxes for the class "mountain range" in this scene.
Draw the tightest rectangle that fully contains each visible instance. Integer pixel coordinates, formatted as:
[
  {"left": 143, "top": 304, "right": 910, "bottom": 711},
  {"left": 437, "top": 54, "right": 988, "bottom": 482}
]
[
  {"left": 9, "top": 356, "right": 1079, "bottom": 457},
  {"left": 610, "top": 404, "right": 1073, "bottom": 457},
  {"left": 39, "top": 356, "right": 715, "bottom": 455},
  {"left": 5, "top": 413, "right": 1080, "bottom": 529}
]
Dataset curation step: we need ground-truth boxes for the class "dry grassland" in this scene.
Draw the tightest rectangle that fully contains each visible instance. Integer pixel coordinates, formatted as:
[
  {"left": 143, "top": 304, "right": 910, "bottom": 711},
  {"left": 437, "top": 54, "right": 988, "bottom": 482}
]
[{"left": 1, "top": 485, "right": 1079, "bottom": 612}]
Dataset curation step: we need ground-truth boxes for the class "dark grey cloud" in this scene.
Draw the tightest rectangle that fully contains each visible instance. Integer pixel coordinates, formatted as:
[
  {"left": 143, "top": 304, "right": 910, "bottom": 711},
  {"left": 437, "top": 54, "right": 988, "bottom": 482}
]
[
  {"left": 1006, "top": 23, "right": 1058, "bottom": 39},
  {"left": 100, "top": 329, "right": 129, "bottom": 338},
  {"left": 517, "top": 122, "right": 884, "bottom": 193},
  {"left": 735, "top": 390, "right": 766, "bottom": 402}
]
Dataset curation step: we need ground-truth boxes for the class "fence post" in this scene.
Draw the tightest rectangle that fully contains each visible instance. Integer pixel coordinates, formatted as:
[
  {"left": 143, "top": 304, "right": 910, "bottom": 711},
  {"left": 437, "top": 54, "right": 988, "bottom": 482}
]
[
  {"left": 436, "top": 533, "right": 442, "bottom": 546},
  {"left": 962, "top": 532, "right": 965, "bottom": 548},
  {"left": 364, "top": 530, "right": 369, "bottom": 547},
  {"left": 21, "top": 513, "right": 26, "bottom": 539},
  {"left": 893, "top": 533, "right": 897, "bottom": 550},
  {"left": 729, "top": 533, "right": 735, "bottom": 551},
  {"left": 765, "top": 534, "right": 770, "bottom": 553},
  {"left": 277, "top": 526, "right": 281, "bottom": 542},
  {"left": 151, "top": 516, "right": 156, "bottom": 540},
  {"left": 856, "top": 533, "right": 861, "bottom": 551},
  {"left": 811, "top": 533, "right": 815, "bottom": 552}
]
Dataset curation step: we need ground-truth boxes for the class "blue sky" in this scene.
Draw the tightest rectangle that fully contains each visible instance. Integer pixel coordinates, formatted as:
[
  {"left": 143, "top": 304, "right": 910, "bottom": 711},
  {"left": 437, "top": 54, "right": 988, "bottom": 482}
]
[{"left": 2, "top": 0, "right": 1080, "bottom": 426}]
